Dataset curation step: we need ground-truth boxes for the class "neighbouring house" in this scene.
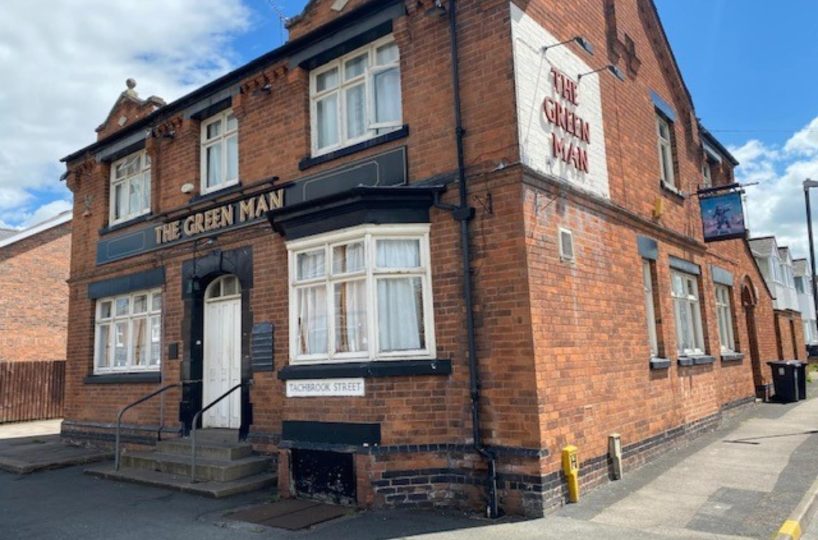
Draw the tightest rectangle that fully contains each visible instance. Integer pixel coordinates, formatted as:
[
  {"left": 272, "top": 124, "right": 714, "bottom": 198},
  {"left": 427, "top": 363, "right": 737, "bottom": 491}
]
[
  {"left": 0, "top": 211, "right": 72, "bottom": 423},
  {"left": 749, "top": 237, "right": 805, "bottom": 363},
  {"left": 793, "top": 258, "right": 818, "bottom": 356},
  {"left": 59, "top": 0, "right": 790, "bottom": 517}
]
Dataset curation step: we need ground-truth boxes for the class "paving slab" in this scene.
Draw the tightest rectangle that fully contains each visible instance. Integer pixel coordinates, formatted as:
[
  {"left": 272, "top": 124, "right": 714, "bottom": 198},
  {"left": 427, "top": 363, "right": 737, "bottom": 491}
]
[
  {"left": 557, "top": 382, "right": 818, "bottom": 539},
  {"left": 0, "top": 434, "right": 112, "bottom": 474}
]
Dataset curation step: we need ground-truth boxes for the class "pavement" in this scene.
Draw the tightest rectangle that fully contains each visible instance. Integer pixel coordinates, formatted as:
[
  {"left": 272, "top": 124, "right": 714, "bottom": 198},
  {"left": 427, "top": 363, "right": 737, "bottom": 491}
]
[
  {"left": 1, "top": 389, "right": 817, "bottom": 539},
  {"left": 0, "top": 419, "right": 111, "bottom": 474}
]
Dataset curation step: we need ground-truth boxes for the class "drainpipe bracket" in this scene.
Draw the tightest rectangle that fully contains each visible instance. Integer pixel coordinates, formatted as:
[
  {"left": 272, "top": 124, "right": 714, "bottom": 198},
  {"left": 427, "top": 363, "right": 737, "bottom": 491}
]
[{"left": 453, "top": 206, "right": 475, "bottom": 221}]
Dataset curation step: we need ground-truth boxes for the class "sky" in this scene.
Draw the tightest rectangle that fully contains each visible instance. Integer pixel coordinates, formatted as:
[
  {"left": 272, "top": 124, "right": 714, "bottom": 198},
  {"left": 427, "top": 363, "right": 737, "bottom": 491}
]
[{"left": 1, "top": 1, "right": 817, "bottom": 261}]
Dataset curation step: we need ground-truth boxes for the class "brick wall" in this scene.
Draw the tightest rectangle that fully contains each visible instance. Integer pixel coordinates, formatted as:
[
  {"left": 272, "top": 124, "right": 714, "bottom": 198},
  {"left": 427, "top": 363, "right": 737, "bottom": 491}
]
[
  {"left": 61, "top": 0, "right": 788, "bottom": 517},
  {"left": 0, "top": 221, "right": 71, "bottom": 362}
]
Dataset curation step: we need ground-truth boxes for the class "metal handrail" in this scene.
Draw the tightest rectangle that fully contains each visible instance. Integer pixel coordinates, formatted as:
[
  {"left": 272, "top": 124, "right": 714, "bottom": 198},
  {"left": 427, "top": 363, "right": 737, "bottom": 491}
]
[
  {"left": 114, "top": 382, "right": 188, "bottom": 471},
  {"left": 190, "top": 380, "right": 251, "bottom": 482}
]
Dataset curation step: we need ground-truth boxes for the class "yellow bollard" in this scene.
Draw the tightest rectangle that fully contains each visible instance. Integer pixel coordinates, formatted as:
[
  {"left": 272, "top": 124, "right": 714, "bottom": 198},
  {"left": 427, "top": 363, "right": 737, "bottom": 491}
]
[{"left": 562, "top": 445, "right": 580, "bottom": 503}]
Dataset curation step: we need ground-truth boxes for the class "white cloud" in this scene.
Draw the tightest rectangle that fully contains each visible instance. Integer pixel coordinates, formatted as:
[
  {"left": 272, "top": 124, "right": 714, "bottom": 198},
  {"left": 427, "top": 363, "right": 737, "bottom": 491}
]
[
  {"left": 731, "top": 116, "right": 818, "bottom": 259},
  {"left": 0, "top": 0, "right": 251, "bottom": 227},
  {"left": 0, "top": 199, "right": 74, "bottom": 230},
  {"left": 784, "top": 116, "right": 818, "bottom": 157}
]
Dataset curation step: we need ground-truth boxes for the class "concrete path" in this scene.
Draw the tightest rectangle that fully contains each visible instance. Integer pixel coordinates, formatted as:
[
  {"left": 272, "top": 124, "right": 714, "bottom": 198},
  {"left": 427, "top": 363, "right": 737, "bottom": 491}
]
[
  {"left": 1, "top": 395, "right": 817, "bottom": 539},
  {"left": 0, "top": 418, "right": 62, "bottom": 439},
  {"left": 557, "top": 390, "right": 818, "bottom": 539},
  {"left": 0, "top": 418, "right": 111, "bottom": 474}
]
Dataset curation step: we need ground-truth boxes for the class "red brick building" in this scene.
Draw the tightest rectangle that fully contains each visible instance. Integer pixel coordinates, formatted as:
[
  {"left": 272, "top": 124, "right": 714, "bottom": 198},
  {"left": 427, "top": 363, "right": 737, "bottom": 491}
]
[
  {"left": 0, "top": 211, "right": 72, "bottom": 362},
  {"left": 61, "top": 0, "right": 789, "bottom": 516}
]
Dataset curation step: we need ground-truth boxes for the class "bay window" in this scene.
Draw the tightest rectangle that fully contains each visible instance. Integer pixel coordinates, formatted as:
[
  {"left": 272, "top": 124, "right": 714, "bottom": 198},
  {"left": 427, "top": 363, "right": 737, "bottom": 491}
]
[
  {"left": 714, "top": 284, "right": 736, "bottom": 353},
  {"left": 671, "top": 270, "right": 705, "bottom": 356},
  {"left": 94, "top": 289, "right": 162, "bottom": 373},
  {"left": 110, "top": 151, "right": 151, "bottom": 225},
  {"left": 288, "top": 224, "right": 435, "bottom": 363},
  {"left": 310, "top": 36, "right": 402, "bottom": 156},
  {"left": 201, "top": 110, "right": 239, "bottom": 194}
]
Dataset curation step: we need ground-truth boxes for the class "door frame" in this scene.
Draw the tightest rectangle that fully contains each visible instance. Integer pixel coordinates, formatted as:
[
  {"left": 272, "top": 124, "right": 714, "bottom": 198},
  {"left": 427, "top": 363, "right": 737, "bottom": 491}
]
[
  {"left": 741, "top": 279, "right": 765, "bottom": 399},
  {"left": 179, "top": 246, "right": 254, "bottom": 438},
  {"left": 203, "top": 275, "right": 243, "bottom": 428}
]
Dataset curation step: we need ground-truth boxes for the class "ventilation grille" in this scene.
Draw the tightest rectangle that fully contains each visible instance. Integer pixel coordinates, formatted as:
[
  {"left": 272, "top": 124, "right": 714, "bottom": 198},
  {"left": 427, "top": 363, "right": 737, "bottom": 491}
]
[{"left": 559, "top": 228, "right": 574, "bottom": 261}]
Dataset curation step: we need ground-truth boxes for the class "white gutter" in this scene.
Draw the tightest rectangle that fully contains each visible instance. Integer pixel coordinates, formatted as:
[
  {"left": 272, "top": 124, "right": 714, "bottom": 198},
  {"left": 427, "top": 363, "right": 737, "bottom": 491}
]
[{"left": 0, "top": 210, "right": 72, "bottom": 250}]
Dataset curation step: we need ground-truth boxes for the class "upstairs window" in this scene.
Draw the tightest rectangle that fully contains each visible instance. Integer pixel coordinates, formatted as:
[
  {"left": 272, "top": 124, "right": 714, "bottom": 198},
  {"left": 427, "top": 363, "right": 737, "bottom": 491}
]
[
  {"left": 110, "top": 151, "right": 151, "bottom": 225},
  {"left": 656, "top": 113, "right": 677, "bottom": 190},
  {"left": 95, "top": 289, "right": 162, "bottom": 373},
  {"left": 201, "top": 110, "right": 238, "bottom": 194},
  {"left": 702, "top": 160, "right": 712, "bottom": 189},
  {"left": 310, "top": 36, "right": 402, "bottom": 156},
  {"left": 795, "top": 276, "right": 805, "bottom": 294}
]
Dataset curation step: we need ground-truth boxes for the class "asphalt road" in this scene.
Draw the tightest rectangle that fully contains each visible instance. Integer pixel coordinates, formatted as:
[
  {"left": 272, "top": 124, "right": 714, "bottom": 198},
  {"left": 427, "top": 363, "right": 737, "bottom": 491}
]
[{"left": 2, "top": 386, "right": 817, "bottom": 539}]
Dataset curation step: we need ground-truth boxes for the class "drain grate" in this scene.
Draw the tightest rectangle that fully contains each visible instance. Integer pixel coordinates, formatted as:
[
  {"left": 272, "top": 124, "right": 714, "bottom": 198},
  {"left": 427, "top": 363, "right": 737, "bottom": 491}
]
[{"left": 227, "top": 499, "right": 350, "bottom": 530}]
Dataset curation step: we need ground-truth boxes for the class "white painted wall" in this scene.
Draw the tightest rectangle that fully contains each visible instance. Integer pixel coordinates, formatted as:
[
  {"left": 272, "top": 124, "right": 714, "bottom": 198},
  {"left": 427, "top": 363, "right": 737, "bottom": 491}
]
[{"left": 510, "top": 2, "right": 610, "bottom": 199}]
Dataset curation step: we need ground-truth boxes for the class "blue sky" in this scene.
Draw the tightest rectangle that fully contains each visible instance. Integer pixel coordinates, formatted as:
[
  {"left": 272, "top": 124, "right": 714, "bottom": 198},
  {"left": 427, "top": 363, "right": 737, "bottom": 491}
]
[
  {"left": 2, "top": 0, "right": 817, "bottom": 259},
  {"left": 655, "top": 0, "right": 818, "bottom": 150}
]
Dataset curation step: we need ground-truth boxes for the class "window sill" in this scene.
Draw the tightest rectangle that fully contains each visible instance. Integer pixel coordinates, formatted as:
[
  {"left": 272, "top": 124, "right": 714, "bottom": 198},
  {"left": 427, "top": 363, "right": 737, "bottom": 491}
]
[
  {"left": 84, "top": 372, "right": 162, "bottom": 385},
  {"left": 649, "top": 357, "right": 671, "bottom": 370},
  {"left": 99, "top": 213, "right": 154, "bottom": 236},
  {"left": 299, "top": 125, "right": 409, "bottom": 171},
  {"left": 660, "top": 181, "right": 686, "bottom": 201},
  {"left": 677, "top": 355, "right": 715, "bottom": 367},
  {"left": 721, "top": 353, "right": 744, "bottom": 363},
  {"left": 188, "top": 182, "right": 243, "bottom": 205},
  {"left": 277, "top": 358, "right": 451, "bottom": 380}
]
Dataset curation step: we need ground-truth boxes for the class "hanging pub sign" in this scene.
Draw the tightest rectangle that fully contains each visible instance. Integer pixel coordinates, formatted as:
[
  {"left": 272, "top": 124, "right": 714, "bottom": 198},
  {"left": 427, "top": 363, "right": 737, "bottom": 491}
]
[{"left": 699, "top": 190, "right": 746, "bottom": 242}]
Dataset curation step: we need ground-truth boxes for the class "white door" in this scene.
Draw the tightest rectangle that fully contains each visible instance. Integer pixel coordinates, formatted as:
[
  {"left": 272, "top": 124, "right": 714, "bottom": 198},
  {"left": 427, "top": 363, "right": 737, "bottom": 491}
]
[{"left": 203, "top": 275, "right": 242, "bottom": 429}]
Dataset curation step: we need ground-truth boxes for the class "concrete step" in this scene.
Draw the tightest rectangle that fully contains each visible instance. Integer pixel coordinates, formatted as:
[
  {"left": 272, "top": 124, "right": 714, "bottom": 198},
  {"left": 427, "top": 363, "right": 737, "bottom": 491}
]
[
  {"left": 155, "top": 438, "right": 253, "bottom": 461},
  {"left": 121, "top": 451, "right": 272, "bottom": 482},
  {"left": 85, "top": 464, "right": 276, "bottom": 498}
]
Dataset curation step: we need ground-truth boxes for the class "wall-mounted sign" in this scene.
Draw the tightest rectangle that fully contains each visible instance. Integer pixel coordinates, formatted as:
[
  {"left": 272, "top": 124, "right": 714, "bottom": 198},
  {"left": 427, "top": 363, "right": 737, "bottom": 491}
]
[
  {"left": 511, "top": 2, "right": 609, "bottom": 199},
  {"left": 95, "top": 146, "right": 407, "bottom": 265},
  {"left": 543, "top": 68, "right": 591, "bottom": 173},
  {"left": 286, "top": 378, "right": 365, "bottom": 398},
  {"left": 154, "top": 189, "right": 284, "bottom": 245},
  {"left": 699, "top": 190, "right": 746, "bottom": 242}
]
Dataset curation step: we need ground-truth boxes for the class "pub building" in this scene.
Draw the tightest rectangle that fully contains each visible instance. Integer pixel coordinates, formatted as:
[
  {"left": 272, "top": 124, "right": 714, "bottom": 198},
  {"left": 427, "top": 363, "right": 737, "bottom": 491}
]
[{"left": 60, "top": 0, "right": 798, "bottom": 517}]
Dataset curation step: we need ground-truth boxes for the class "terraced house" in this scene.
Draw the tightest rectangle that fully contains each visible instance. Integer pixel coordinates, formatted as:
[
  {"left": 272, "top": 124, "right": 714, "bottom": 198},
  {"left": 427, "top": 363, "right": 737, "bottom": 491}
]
[{"left": 60, "top": 0, "right": 792, "bottom": 517}]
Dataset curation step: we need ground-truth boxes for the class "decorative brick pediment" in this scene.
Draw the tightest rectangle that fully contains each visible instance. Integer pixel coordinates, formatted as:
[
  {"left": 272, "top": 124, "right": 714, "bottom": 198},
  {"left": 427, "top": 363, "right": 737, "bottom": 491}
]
[
  {"left": 286, "top": 0, "right": 374, "bottom": 40},
  {"left": 95, "top": 79, "right": 165, "bottom": 141}
]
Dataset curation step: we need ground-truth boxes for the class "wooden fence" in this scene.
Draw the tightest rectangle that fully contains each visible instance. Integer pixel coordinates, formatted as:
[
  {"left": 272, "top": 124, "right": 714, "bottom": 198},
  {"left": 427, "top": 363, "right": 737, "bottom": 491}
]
[{"left": 0, "top": 360, "right": 65, "bottom": 423}]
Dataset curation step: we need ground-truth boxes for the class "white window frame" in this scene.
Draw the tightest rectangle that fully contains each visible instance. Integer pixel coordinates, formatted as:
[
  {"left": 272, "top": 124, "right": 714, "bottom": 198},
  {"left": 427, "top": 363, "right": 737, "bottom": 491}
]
[
  {"left": 702, "top": 160, "right": 712, "bottom": 188},
  {"left": 310, "top": 35, "right": 402, "bottom": 157},
  {"left": 771, "top": 258, "right": 782, "bottom": 283},
  {"left": 287, "top": 224, "right": 436, "bottom": 365},
  {"left": 642, "top": 259, "right": 659, "bottom": 356},
  {"left": 200, "top": 109, "right": 239, "bottom": 194},
  {"left": 671, "top": 270, "right": 705, "bottom": 356},
  {"left": 795, "top": 276, "right": 805, "bottom": 294},
  {"left": 109, "top": 150, "right": 151, "bottom": 225},
  {"left": 94, "top": 289, "right": 162, "bottom": 374},
  {"left": 714, "top": 284, "right": 736, "bottom": 354},
  {"left": 657, "top": 113, "right": 676, "bottom": 189}
]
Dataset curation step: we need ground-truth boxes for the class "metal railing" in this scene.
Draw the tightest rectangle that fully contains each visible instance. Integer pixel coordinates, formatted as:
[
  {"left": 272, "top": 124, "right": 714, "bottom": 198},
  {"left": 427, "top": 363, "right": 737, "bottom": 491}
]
[
  {"left": 114, "top": 381, "right": 199, "bottom": 471},
  {"left": 190, "top": 380, "right": 251, "bottom": 482}
]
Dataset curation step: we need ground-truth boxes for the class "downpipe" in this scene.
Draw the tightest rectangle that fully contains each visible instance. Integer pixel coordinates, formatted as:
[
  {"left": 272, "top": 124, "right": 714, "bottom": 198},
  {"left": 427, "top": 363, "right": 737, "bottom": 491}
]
[{"left": 446, "top": 0, "right": 501, "bottom": 519}]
